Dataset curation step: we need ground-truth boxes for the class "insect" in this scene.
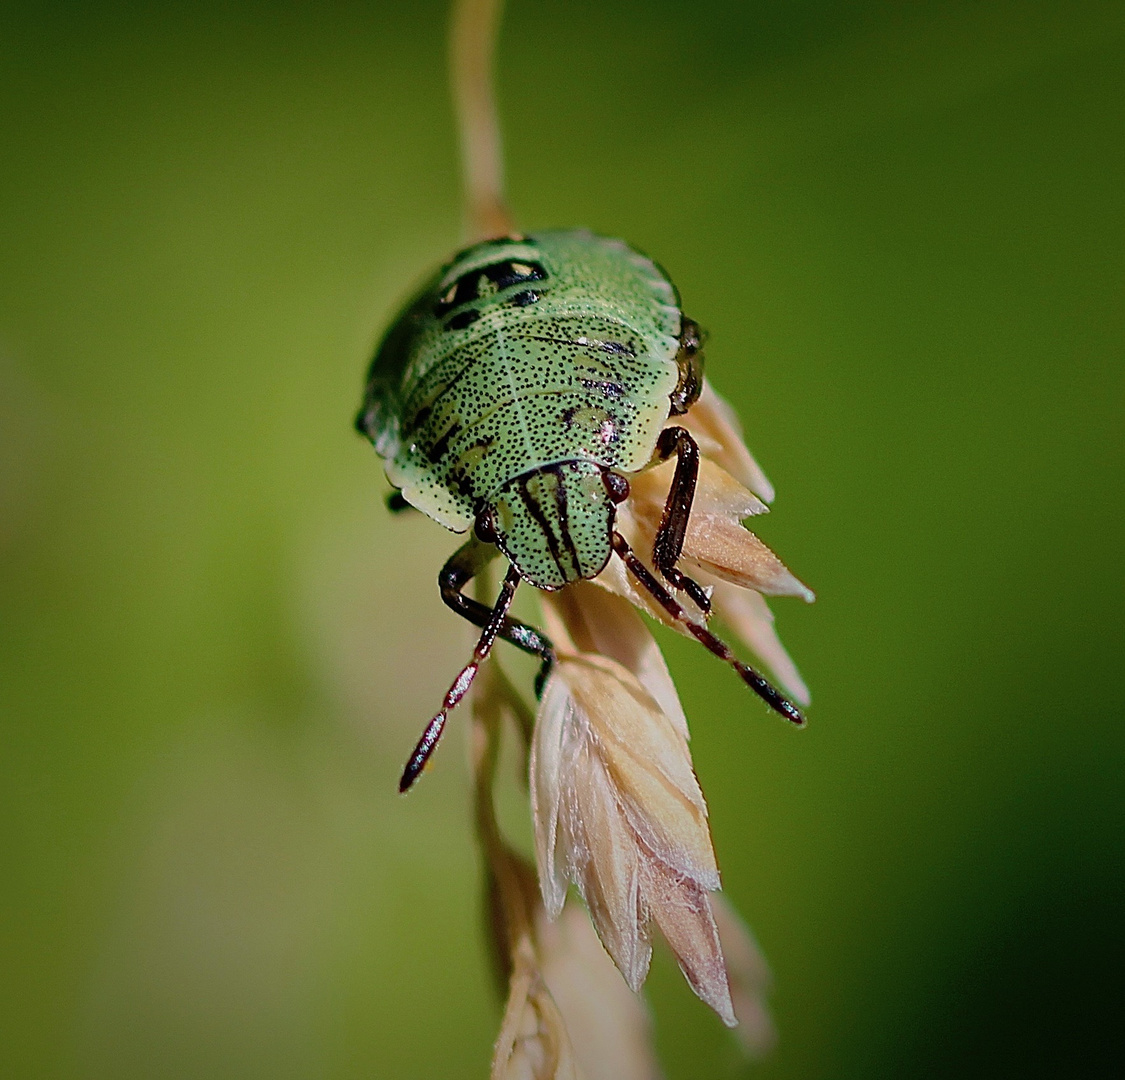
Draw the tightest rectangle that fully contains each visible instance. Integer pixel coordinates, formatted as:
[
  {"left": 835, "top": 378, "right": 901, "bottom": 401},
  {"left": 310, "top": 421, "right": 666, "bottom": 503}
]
[{"left": 356, "top": 228, "right": 805, "bottom": 791}]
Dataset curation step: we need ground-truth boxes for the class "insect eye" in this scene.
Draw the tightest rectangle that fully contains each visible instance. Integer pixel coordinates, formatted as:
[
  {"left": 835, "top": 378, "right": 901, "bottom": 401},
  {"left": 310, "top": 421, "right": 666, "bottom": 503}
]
[{"left": 602, "top": 471, "right": 631, "bottom": 504}]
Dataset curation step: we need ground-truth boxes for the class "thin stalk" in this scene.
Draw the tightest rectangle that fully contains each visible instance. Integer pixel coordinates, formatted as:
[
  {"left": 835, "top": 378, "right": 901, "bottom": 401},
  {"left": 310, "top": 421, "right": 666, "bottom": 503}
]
[{"left": 449, "top": 0, "right": 515, "bottom": 241}]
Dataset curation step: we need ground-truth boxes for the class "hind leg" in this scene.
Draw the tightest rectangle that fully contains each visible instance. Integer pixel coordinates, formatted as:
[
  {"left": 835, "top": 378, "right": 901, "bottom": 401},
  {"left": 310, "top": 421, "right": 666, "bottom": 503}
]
[
  {"left": 398, "top": 540, "right": 558, "bottom": 793},
  {"left": 438, "top": 539, "right": 556, "bottom": 694},
  {"left": 612, "top": 530, "right": 805, "bottom": 727},
  {"left": 651, "top": 426, "right": 712, "bottom": 614}
]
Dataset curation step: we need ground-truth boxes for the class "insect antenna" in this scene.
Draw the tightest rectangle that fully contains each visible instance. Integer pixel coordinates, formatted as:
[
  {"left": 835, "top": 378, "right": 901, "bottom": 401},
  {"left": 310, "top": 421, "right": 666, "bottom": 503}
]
[
  {"left": 610, "top": 532, "right": 806, "bottom": 727},
  {"left": 399, "top": 562, "right": 523, "bottom": 792}
]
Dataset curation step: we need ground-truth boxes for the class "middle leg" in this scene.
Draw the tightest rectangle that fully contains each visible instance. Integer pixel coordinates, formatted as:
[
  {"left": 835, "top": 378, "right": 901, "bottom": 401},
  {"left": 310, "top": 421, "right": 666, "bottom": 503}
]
[
  {"left": 400, "top": 558, "right": 526, "bottom": 793},
  {"left": 438, "top": 538, "right": 556, "bottom": 695}
]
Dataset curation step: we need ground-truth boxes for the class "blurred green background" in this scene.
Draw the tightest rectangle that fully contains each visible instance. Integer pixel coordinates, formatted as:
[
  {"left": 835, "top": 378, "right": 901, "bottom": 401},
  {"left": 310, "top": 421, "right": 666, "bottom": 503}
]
[{"left": 1, "top": 1, "right": 1122, "bottom": 1076}]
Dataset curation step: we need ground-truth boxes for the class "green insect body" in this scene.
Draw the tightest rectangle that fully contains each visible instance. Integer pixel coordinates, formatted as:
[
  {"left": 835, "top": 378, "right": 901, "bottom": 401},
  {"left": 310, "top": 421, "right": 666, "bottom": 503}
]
[
  {"left": 357, "top": 229, "right": 700, "bottom": 590},
  {"left": 357, "top": 229, "right": 800, "bottom": 791}
]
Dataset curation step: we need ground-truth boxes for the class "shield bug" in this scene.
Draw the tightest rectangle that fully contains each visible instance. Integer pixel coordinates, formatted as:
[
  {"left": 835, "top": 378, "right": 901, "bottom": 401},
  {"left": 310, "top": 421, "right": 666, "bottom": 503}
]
[{"left": 356, "top": 228, "right": 805, "bottom": 791}]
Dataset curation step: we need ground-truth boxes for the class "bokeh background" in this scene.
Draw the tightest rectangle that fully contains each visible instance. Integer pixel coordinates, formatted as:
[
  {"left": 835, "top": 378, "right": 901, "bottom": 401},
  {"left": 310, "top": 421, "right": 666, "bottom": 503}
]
[{"left": 2, "top": 1, "right": 1122, "bottom": 1076}]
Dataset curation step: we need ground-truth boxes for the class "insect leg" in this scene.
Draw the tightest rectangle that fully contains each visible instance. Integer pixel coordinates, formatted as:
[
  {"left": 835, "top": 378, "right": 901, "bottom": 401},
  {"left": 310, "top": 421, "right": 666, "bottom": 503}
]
[
  {"left": 400, "top": 561, "right": 524, "bottom": 792},
  {"left": 611, "top": 531, "right": 805, "bottom": 727},
  {"left": 439, "top": 539, "right": 556, "bottom": 695},
  {"left": 652, "top": 426, "right": 712, "bottom": 614},
  {"left": 385, "top": 491, "right": 417, "bottom": 513},
  {"left": 669, "top": 317, "right": 705, "bottom": 415}
]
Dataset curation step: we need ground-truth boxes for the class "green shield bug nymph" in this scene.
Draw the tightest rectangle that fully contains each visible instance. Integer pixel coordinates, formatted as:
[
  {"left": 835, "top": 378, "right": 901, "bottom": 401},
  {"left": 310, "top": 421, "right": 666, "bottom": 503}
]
[{"left": 356, "top": 228, "right": 805, "bottom": 791}]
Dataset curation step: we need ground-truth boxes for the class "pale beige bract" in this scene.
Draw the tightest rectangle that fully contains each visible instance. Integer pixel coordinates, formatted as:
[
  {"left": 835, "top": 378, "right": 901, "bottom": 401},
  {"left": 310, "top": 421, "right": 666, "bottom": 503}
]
[
  {"left": 476, "top": 386, "right": 809, "bottom": 1077},
  {"left": 531, "top": 644, "right": 732, "bottom": 1022}
]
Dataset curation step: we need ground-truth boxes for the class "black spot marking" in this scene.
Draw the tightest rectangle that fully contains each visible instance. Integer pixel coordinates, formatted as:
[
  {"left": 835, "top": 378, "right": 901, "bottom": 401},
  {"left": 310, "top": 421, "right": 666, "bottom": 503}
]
[
  {"left": 446, "top": 308, "right": 480, "bottom": 331},
  {"left": 427, "top": 420, "right": 462, "bottom": 463},
  {"left": 547, "top": 464, "right": 583, "bottom": 578},
  {"left": 580, "top": 378, "right": 626, "bottom": 401},
  {"left": 518, "top": 473, "right": 567, "bottom": 581},
  {"left": 598, "top": 340, "right": 635, "bottom": 356},
  {"left": 445, "top": 435, "right": 494, "bottom": 496},
  {"left": 433, "top": 260, "right": 547, "bottom": 318},
  {"left": 404, "top": 404, "right": 432, "bottom": 436},
  {"left": 509, "top": 289, "right": 540, "bottom": 307}
]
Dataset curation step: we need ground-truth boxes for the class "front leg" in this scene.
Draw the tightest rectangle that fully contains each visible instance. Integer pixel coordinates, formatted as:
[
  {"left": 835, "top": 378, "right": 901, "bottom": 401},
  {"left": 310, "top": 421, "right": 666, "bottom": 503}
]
[
  {"left": 401, "top": 546, "right": 537, "bottom": 793},
  {"left": 439, "top": 539, "right": 557, "bottom": 696},
  {"left": 385, "top": 491, "right": 416, "bottom": 513},
  {"left": 652, "top": 426, "right": 712, "bottom": 614}
]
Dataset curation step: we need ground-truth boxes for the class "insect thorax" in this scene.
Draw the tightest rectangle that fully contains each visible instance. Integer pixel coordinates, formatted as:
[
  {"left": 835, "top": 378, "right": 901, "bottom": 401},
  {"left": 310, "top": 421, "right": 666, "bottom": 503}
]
[{"left": 357, "top": 230, "right": 686, "bottom": 586}]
